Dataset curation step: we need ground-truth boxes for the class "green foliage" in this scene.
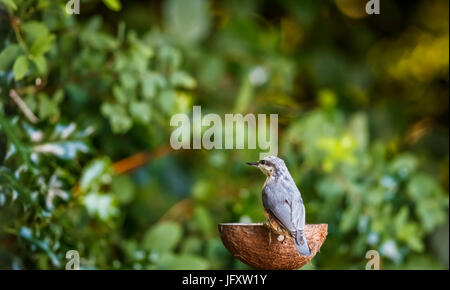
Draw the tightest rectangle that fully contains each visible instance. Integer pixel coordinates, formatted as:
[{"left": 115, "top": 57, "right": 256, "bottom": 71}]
[
  {"left": 283, "top": 103, "right": 448, "bottom": 265},
  {"left": 143, "top": 222, "right": 182, "bottom": 252},
  {"left": 0, "top": 0, "right": 448, "bottom": 270}
]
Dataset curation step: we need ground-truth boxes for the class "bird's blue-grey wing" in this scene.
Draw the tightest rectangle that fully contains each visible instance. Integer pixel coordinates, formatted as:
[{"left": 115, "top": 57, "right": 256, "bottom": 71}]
[
  {"left": 263, "top": 182, "right": 311, "bottom": 255},
  {"left": 262, "top": 183, "right": 304, "bottom": 232}
]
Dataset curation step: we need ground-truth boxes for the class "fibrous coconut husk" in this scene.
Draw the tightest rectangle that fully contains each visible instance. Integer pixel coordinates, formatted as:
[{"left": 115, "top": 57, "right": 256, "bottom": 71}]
[{"left": 218, "top": 223, "right": 328, "bottom": 270}]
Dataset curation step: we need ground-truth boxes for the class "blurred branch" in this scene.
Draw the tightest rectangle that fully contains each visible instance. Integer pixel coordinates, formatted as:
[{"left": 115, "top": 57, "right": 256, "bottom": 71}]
[
  {"left": 9, "top": 89, "right": 39, "bottom": 123},
  {"left": 405, "top": 118, "right": 433, "bottom": 145},
  {"left": 112, "top": 145, "right": 174, "bottom": 174},
  {"left": 10, "top": 16, "right": 26, "bottom": 51},
  {"left": 73, "top": 145, "right": 174, "bottom": 196},
  {"left": 159, "top": 198, "right": 194, "bottom": 223}
]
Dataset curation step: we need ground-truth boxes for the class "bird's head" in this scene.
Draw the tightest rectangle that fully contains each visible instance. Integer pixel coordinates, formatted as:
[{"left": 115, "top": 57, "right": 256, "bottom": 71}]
[{"left": 246, "top": 155, "right": 287, "bottom": 177}]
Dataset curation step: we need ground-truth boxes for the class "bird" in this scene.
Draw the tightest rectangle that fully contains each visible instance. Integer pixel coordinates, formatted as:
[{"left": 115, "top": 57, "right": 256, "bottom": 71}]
[{"left": 246, "top": 155, "right": 311, "bottom": 256}]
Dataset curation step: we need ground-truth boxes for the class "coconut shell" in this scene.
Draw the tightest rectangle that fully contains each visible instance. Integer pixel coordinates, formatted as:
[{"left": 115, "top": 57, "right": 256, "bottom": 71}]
[{"left": 218, "top": 223, "right": 328, "bottom": 270}]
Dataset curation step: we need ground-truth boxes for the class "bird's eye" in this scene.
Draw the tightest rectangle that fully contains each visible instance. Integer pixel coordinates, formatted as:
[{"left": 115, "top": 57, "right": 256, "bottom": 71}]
[{"left": 260, "top": 160, "right": 266, "bottom": 165}]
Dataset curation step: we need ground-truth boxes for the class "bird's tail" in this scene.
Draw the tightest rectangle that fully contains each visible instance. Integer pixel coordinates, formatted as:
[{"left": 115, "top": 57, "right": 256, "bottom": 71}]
[{"left": 293, "top": 230, "right": 311, "bottom": 256}]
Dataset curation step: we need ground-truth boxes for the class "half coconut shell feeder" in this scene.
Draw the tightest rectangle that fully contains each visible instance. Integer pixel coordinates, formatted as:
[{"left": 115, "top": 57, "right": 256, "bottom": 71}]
[{"left": 218, "top": 223, "right": 328, "bottom": 270}]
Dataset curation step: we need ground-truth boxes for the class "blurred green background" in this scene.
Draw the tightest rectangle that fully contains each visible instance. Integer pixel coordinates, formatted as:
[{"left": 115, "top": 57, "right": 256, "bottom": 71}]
[{"left": 0, "top": 0, "right": 448, "bottom": 269}]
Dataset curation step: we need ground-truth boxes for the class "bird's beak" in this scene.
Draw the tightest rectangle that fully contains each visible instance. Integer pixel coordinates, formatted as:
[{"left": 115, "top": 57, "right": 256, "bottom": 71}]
[{"left": 246, "top": 161, "right": 259, "bottom": 166}]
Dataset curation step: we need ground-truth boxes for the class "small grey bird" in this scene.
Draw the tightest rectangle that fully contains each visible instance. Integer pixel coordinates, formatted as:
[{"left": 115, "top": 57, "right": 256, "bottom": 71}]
[{"left": 247, "top": 155, "right": 311, "bottom": 256}]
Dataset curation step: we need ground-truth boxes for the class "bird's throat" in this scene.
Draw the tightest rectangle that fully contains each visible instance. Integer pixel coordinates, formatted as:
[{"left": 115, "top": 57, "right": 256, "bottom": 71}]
[{"left": 263, "top": 174, "right": 275, "bottom": 188}]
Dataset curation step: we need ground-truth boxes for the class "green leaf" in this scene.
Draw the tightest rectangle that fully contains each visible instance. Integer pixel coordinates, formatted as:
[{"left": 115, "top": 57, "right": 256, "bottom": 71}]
[
  {"left": 152, "top": 252, "right": 209, "bottom": 270},
  {"left": 111, "top": 175, "right": 136, "bottom": 204},
  {"left": 13, "top": 55, "right": 29, "bottom": 81},
  {"left": 407, "top": 173, "right": 436, "bottom": 200},
  {"left": 316, "top": 176, "right": 344, "bottom": 198},
  {"left": 30, "top": 34, "right": 55, "bottom": 56},
  {"left": 112, "top": 85, "right": 127, "bottom": 104},
  {"left": 18, "top": 226, "right": 60, "bottom": 267},
  {"left": 22, "top": 21, "right": 49, "bottom": 44},
  {"left": 50, "top": 122, "right": 77, "bottom": 140},
  {"left": 102, "top": 0, "right": 121, "bottom": 11},
  {"left": 80, "top": 157, "right": 111, "bottom": 191},
  {"left": 0, "top": 113, "right": 30, "bottom": 166},
  {"left": 31, "top": 54, "right": 47, "bottom": 73},
  {"left": 397, "top": 222, "right": 424, "bottom": 252},
  {"left": 416, "top": 198, "right": 448, "bottom": 232},
  {"left": 143, "top": 221, "right": 182, "bottom": 252},
  {"left": 181, "top": 237, "right": 203, "bottom": 254},
  {"left": 0, "top": 0, "right": 17, "bottom": 11},
  {"left": 101, "top": 103, "right": 133, "bottom": 133},
  {"left": 129, "top": 35, "right": 153, "bottom": 60},
  {"left": 394, "top": 206, "right": 409, "bottom": 232},
  {"left": 159, "top": 45, "right": 182, "bottom": 70},
  {"left": 340, "top": 201, "right": 361, "bottom": 232},
  {"left": 193, "top": 206, "right": 214, "bottom": 237},
  {"left": 119, "top": 71, "right": 138, "bottom": 90},
  {"left": 83, "top": 192, "right": 119, "bottom": 221},
  {"left": 390, "top": 154, "right": 418, "bottom": 179},
  {"left": 164, "top": 0, "right": 210, "bottom": 44},
  {"left": 141, "top": 73, "right": 166, "bottom": 99},
  {"left": 233, "top": 76, "right": 253, "bottom": 112},
  {"left": 33, "top": 141, "right": 90, "bottom": 160},
  {"left": 318, "top": 89, "right": 337, "bottom": 108},
  {"left": 129, "top": 102, "right": 151, "bottom": 124},
  {"left": 158, "top": 90, "right": 175, "bottom": 114},
  {"left": 170, "top": 71, "right": 197, "bottom": 89},
  {"left": 0, "top": 44, "right": 21, "bottom": 71},
  {"left": 192, "top": 179, "right": 213, "bottom": 201},
  {"left": 348, "top": 112, "right": 368, "bottom": 150},
  {"left": 141, "top": 78, "right": 156, "bottom": 99},
  {"left": 38, "top": 93, "right": 58, "bottom": 119},
  {"left": 0, "top": 167, "right": 31, "bottom": 204},
  {"left": 166, "top": 254, "right": 209, "bottom": 270}
]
